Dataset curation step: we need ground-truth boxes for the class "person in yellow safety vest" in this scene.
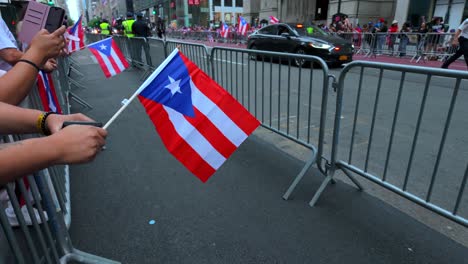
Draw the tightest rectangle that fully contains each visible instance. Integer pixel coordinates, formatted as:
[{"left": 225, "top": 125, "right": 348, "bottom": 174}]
[
  {"left": 99, "top": 19, "right": 111, "bottom": 35},
  {"left": 122, "top": 12, "right": 135, "bottom": 37}
]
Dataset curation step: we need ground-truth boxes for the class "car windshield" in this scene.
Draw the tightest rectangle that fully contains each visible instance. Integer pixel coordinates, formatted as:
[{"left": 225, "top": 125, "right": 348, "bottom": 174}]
[{"left": 292, "top": 25, "right": 328, "bottom": 37}]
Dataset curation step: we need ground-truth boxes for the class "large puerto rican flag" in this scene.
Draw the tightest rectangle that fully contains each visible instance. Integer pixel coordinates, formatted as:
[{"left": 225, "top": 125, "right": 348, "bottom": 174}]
[
  {"left": 136, "top": 49, "right": 260, "bottom": 182},
  {"left": 37, "top": 71, "right": 62, "bottom": 114},
  {"left": 88, "top": 37, "right": 129, "bottom": 78},
  {"left": 238, "top": 16, "right": 249, "bottom": 35},
  {"left": 67, "top": 15, "right": 85, "bottom": 53}
]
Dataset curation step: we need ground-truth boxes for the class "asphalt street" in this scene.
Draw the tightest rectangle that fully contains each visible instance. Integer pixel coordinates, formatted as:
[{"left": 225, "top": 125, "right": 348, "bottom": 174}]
[{"left": 64, "top": 45, "right": 468, "bottom": 263}]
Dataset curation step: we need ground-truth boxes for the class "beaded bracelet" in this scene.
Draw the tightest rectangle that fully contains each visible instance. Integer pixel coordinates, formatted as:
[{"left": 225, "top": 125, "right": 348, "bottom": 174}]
[{"left": 36, "top": 111, "right": 55, "bottom": 135}]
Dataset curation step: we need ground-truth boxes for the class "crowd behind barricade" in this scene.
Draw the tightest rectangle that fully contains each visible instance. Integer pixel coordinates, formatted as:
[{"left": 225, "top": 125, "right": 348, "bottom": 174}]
[
  {"left": 107, "top": 14, "right": 462, "bottom": 65},
  {"left": 321, "top": 15, "right": 458, "bottom": 62}
]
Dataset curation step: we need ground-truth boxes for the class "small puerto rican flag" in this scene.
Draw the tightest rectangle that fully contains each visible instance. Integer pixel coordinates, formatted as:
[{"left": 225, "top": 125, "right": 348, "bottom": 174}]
[
  {"left": 220, "top": 22, "right": 230, "bottom": 38},
  {"left": 67, "top": 15, "right": 85, "bottom": 53},
  {"left": 269, "top": 15, "right": 279, "bottom": 24},
  {"left": 88, "top": 37, "right": 129, "bottom": 78},
  {"left": 37, "top": 71, "right": 62, "bottom": 114}
]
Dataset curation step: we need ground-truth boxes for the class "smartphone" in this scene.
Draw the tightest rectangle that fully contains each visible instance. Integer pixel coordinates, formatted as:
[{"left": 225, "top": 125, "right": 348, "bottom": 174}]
[
  {"left": 44, "top": 7, "right": 65, "bottom": 34},
  {"left": 18, "top": 1, "right": 65, "bottom": 44},
  {"left": 62, "top": 121, "right": 103, "bottom": 128}
]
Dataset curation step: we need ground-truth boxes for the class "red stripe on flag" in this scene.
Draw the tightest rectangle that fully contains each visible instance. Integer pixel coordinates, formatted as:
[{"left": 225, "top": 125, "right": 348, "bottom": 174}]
[
  {"left": 46, "top": 72, "right": 62, "bottom": 114},
  {"left": 138, "top": 96, "right": 216, "bottom": 182},
  {"left": 179, "top": 52, "right": 259, "bottom": 135},
  {"left": 185, "top": 107, "right": 237, "bottom": 158},
  {"left": 36, "top": 74, "right": 50, "bottom": 111},
  {"left": 111, "top": 41, "right": 129, "bottom": 68},
  {"left": 89, "top": 48, "right": 111, "bottom": 78},
  {"left": 107, "top": 55, "right": 121, "bottom": 75}
]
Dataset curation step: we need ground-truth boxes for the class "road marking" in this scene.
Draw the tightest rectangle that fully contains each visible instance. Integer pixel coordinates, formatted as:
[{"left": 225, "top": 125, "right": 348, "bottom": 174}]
[{"left": 202, "top": 56, "right": 246, "bottom": 66}]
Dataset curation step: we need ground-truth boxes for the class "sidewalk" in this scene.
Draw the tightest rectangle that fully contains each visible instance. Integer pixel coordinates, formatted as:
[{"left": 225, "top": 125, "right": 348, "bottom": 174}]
[{"left": 67, "top": 51, "right": 468, "bottom": 264}]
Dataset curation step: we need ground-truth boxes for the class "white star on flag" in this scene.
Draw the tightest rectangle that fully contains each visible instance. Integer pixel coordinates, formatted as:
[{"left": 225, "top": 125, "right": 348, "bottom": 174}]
[
  {"left": 164, "top": 76, "right": 182, "bottom": 96},
  {"left": 99, "top": 44, "right": 107, "bottom": 50}
]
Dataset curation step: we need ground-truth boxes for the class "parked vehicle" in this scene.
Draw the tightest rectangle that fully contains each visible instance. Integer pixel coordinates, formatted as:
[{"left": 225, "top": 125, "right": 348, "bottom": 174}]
[{"left": 247, "top": 23, "right": 354, "bottom": 67}]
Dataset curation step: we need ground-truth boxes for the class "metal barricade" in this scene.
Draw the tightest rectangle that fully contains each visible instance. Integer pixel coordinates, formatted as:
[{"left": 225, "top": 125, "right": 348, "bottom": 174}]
[
  {"left": 166, "top": 40, "right": 211, "bottom": 75},
  {"left": 146, "top": 37, "right": 167, "bottom": 68},
  {"left": 210, "top": 47, "right": 335, "bottom": 199},
  {"left": 126, "top": 37, "right": 153, "bottom": 68},
  {"left": 308, "top": 61, "right": 468, "bottom": 227},
  {"left": 112, "top": 35, "right": 131, "bottom": 61}
]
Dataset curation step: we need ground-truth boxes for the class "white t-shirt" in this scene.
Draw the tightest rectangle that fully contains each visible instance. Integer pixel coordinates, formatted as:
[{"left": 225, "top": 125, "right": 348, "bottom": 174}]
[
  {"left": 0, "top": 17, "right": 18, "bottom": 71},
  {"left": 458, "top": 19, "right": 468, "bottom": 39}
]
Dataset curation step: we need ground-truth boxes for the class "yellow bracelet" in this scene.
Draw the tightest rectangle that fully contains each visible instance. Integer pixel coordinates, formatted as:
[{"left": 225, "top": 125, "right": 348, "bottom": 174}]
[{"left": 36, "top": 112, "right": 45, "bottom": 135}]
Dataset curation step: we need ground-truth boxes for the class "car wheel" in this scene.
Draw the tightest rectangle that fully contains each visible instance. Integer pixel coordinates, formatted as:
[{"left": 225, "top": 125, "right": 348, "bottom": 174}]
[
  {"left": 249, "top": 45, "right": 259, "bottom": 60},
  {"left": 294, "top": 48, "right": 308, "bottom": 67}
]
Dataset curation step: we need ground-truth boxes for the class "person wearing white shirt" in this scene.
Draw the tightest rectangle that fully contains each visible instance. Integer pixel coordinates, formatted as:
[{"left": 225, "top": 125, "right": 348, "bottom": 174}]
[{"left": 441, "top": 18, "right": 468, "bottom": 69}]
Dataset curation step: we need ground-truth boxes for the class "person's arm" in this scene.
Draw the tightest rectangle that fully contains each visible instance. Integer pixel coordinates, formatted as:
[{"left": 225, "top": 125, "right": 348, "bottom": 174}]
[
  {"left": 0, "top": 101, "right": 107, "bottom": 184},
  {"left": 452, "top": 29, "right": 462, "bottom": 46},
  {"left": 0, "top": 48, "right": 23, "bottom": 65},
  {"left": 0, "top": 26, "right": 66, "bottom": 105}
]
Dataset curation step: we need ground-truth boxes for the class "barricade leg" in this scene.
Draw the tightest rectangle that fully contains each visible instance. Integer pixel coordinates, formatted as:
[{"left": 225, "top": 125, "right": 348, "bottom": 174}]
[{"left": 283, "top": 149, "right": 318, "bottom": 200}]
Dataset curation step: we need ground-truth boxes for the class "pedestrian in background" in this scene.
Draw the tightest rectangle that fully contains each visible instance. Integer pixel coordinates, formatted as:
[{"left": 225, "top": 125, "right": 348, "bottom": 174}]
[
  {"left": 398, "top": 22, "right": 412, "bottom": 57},
  {"left": 441, "top": 18, "right": 468, "bottom": 69},
  {"left": 388, "top": 20, "right": 399, "bottom": 56}
]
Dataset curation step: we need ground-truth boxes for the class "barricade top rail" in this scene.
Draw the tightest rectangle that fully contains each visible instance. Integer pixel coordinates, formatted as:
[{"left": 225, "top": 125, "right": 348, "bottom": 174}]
[
  {"left": 210, "top": 46, "right": 331, "bottom": 71},
  {"left": 165, "top": 40, "right": 211, "bottom": 53},
  {"left": 340, "top": 60, "right": 468, "bottom": 79}
]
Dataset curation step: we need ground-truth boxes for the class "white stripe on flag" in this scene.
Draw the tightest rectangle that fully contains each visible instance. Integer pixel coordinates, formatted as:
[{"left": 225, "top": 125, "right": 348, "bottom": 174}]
[
  {"left": 98, "top": 51, "right": 117, "bottom": 76},
  {"left": 164, "top": 105, "right": 226, "bottom": 169},
  {"left": 190, "top": 80, "right": 248, "bottom": 146},
  {"left": 110, "top": 49, "right": 126, "bottom": 71}
]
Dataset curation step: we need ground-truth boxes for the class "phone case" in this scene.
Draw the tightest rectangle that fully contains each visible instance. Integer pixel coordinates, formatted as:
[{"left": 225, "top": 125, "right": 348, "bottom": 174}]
[{"left": 18, "top": 1, "right": 65, "bottom": 44}]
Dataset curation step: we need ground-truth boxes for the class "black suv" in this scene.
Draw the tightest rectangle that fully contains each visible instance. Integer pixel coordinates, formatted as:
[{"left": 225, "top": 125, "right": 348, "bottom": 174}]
[{"left": 247, "top": 23, "right": 353, "bottom": 67}]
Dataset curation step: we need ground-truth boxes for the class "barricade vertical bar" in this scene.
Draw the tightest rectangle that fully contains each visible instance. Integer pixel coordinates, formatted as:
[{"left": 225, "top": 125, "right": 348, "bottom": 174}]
[
  {"left": 261, "top": 55, "right": 264, "bottom": 122},
  {"left": 364, "top": 68, "right": 384, "bottom": 172},
  {"left": 296, "top": 63, "right": 302, "bottom": 139},
  {"left": 277, "top": 56, "right": 282, "bottom": 130},
  {"left": 403, "top": 75, "right": 432, "bottom": 191},
  {"left": 230, "top": 50, "right": 234, "bottom": 98},
  {"left": 382, "top": 72, "right": 406, "bottom": 181},
  {"left": 5, "top": 184, "right": 41, "bottom": 263},
  {"left": 453, "top": 163, "right": 468, "bottom": 215},
  {"left": 211, "top": 49, "right": 216, "bottom": 79},
  {"left": 269, "top": 57, "right": 273, "bottom": 127},
  {"left": 348, "top": 67, "right": 364, "bottom": 164},
  {"left": 316, "top": 66, "right": 330, "bottom": 173},
  {"left": 236, "top": 51, "right": 241, "bottom": 105},
  {"left": 26, "top": 176, "right": 62, "bottom": 262},
  {"left": 306, "top": 65, "right": 313, "bottom": 144},
  {"left": 248, "top": 53, "right": 252, "bottom": 114},
  {"left": 426, "top": 78, "right": 461, "bottom": 202},
  {"left": 286, "top": 59, "right": 291, "bottom": 135},
  {"left": 48, "top": 168, "right": 67, "bottom": 214},
  {"left": 0, "top": 203, "right": 25, "bottom": 263}
]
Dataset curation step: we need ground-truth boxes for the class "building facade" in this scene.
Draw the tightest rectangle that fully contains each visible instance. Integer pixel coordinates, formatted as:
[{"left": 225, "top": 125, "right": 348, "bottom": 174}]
[{"left": 244, "top": 0, "right": 468, "bottom": 31}]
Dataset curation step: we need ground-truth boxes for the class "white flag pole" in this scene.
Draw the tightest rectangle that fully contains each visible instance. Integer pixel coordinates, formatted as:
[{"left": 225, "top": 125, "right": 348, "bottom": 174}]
[{"left": 103, "top": 48, "right": 180, "bottom": 130}]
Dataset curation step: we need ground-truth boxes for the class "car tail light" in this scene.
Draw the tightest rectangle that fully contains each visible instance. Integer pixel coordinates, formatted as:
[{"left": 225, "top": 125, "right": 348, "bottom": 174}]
[{"left": 334, "top": 47, "right": 341, "bottom": 51}]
